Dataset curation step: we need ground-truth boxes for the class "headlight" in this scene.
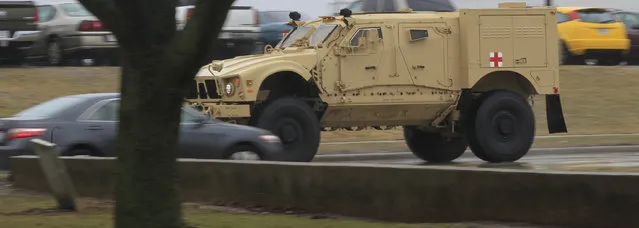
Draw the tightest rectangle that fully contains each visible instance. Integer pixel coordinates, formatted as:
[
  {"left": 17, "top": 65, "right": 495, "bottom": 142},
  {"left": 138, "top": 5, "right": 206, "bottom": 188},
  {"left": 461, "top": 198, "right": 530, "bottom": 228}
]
[
  {"left": 225, "top": 83, "right": 234, "bottom": 96},
  {"left": 259, "top": 135, "right": 281, "bottom": 143}
]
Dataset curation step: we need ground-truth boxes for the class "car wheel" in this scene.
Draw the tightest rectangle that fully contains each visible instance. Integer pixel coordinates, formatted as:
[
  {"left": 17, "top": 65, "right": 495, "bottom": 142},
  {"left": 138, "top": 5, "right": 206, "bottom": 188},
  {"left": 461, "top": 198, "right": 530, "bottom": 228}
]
[
  {"left": 47, "top": 40, "right": 64, "bottom": 66},
  {"left": 254, "top": 97, "right": 320, "bottom": 162},
  {"left": 61, "top": 148, "right": 94, "bottom": 157},
  {"left": 228, "top": 144, "right": 261, "bottom": 161},
  {"left": 403, "top": 126, "right": 467, "bottom": 163},
  {"left": 597, "top": 55, "right": 622, "bottom": 66},
  {"left": 465, "top": 90, "right": 535, "bottom": 163}
]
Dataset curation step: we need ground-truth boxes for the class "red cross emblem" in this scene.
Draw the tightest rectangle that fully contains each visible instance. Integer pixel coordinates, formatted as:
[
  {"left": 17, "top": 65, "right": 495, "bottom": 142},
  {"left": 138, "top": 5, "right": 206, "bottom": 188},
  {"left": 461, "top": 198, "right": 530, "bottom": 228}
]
[{"left": 489, "top": 51, "right": 503, "bottom": 68}]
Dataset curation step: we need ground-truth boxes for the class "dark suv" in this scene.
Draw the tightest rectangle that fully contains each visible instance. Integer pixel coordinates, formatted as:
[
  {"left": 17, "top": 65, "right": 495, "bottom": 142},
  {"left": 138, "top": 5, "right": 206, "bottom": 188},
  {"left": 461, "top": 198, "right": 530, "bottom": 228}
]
[{"left": 609, "top": 10, "right": 639, "bottom": 65}]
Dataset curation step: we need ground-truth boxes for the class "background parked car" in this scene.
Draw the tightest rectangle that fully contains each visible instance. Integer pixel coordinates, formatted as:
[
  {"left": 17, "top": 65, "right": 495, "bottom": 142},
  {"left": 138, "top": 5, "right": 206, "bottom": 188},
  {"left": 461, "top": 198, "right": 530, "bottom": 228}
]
[
  {"left": 25, "top": 0, "right": 120, "bottom": 66},
  {"left": 609, "top": 10, "right": 639, "bottom": 65},
  {"left": 258, "top": 11, "right": 311, "bottom": 48},
  {"left": 0, "top": 93, "right": 284, "bottom": 170},
  {"left": 556, "top": 7, "right": 630, "bottom": 66}
]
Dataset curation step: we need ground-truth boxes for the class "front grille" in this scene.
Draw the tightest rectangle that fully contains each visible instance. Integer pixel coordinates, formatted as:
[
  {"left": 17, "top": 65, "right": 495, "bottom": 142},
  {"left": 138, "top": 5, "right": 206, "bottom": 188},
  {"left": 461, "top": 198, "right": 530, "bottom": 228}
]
[
  {"left": 186, "top": 79, "right": 222, "bottom": 100},
  {"left": 204, "top": 80, "right": 221, "bottom": 99}
]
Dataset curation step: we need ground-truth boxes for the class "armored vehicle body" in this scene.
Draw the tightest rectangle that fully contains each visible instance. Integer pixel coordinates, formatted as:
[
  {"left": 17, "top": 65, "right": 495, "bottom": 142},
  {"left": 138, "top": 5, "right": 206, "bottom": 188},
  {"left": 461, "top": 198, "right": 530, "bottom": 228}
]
[{"left": 186, "top": 2, "right": 568, "bottom": 163}]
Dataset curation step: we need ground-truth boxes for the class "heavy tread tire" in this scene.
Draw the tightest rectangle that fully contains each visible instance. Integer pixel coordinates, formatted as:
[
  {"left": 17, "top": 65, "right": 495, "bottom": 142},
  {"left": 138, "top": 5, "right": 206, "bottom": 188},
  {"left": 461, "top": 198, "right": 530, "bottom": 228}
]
[
  {"left": 465, "top": 90, "right": 535, "bottom": 163},
  {"left": 254, "top": 97, "right": 320, "bottom": 162},
  {"left": 403, "top": 127, "right": 467, "bottom": 163}
]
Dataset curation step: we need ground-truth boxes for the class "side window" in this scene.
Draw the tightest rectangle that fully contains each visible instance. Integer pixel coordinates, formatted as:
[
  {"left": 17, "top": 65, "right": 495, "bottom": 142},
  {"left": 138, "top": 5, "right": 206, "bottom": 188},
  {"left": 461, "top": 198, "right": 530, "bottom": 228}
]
[
  {"left": 409, "top": 29, "right": 429, "bottom": 41},
  {"left": 87, "top": 100, "right": 119, "bottom": 121},
  {"left": 557, "top": 12, "right": 571, "bottom": 23},
  {"left": 622, "top": 14, "right": 639, "bottom": 29},
  {"left": 37, "top": 5, "right": 56, "bottom": 22},
  {"left": 349, "top": 27, "right": 383, "bottom": 47}
]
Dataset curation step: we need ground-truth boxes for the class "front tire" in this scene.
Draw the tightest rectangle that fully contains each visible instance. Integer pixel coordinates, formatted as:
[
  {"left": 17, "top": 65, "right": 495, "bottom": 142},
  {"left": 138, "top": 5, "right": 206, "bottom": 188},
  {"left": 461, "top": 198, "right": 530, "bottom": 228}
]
[
  {"left": 465, "top": 90, "right": 535, "bottom": 163},
  {"left": 254, "top": 97, "right": 321, "bottom": 162},
  {"left": 403, "top": 127, "right": 467, "bottom": 163}
]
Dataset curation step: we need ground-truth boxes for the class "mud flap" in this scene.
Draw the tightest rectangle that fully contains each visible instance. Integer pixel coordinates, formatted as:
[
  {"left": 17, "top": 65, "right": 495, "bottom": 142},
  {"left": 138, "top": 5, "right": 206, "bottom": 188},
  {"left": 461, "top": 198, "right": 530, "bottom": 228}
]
[{"left": 546, "top": 94, "right": 568, "bottom": 134}]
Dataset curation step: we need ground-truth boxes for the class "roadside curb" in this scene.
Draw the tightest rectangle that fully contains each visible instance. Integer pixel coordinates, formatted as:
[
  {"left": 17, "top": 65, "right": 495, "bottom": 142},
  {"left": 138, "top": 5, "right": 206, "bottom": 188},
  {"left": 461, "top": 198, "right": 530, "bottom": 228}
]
[{"left": 313, "top": 145, "right": 639, "bottom": 162}]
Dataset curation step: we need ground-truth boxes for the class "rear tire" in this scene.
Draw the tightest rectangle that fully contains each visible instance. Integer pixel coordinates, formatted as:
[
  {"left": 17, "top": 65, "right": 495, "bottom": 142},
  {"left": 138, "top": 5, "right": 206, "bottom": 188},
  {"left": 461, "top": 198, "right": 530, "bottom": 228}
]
[
  {"left": 46, "top": 40, "right": 64, "bottom": 66},
  {"left": 254, "top": 97, "right": 321, "bottom": 162},
  {"left": 465, "top": 90, "right": 535, "bottom": 163},
  {"left": 597, "top": 54, "right": 622, "bottom": 66},
  {"left": 403, "top": 127, "right": 467, "bottom": 163}
]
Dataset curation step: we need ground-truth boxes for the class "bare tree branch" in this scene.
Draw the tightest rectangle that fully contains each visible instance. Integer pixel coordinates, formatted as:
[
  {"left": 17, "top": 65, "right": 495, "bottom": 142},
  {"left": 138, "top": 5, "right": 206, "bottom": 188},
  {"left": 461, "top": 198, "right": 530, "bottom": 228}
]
[{"left": 164, "top": 0, "right": 236, "bottom": 86}]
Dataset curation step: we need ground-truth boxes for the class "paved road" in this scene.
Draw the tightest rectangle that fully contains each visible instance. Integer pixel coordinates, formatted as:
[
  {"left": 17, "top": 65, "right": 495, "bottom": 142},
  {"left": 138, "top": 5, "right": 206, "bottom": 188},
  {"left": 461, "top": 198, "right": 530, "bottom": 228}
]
[{"left": 321, "top": 148, "right": 639, "bottom": 172}]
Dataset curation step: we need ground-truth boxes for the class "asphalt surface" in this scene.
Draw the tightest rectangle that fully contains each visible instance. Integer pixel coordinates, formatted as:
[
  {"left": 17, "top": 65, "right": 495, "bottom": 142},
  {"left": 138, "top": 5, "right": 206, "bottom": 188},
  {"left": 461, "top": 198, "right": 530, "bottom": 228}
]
[{"left": 317, "top": 146, "right": 639, "bottom": 172}]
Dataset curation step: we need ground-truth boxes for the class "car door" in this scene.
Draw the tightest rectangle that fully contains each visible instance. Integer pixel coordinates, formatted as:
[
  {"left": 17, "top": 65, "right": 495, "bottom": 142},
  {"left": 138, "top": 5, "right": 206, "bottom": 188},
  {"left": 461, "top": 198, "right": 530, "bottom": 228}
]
[
  {"left": 337, "top": 26, "right": 390, "bottom": 91},
  {"left": 396, "top": 23, "right": 449, "bottom": 89},
  {"left": 73, "top": 99, "right": 119, "bottom": 156},
  {"left": 176, "top": 107, "right": 222, "bottom": 159}
]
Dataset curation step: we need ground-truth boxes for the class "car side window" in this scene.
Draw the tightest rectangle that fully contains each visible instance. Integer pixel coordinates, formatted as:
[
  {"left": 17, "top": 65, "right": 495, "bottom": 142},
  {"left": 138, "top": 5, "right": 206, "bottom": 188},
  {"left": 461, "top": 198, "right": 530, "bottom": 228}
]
[
  {"left": 37, "top": 5, "right": 57, "bottom": 22},
  {"left": 349, "top": 27, "right": 383, "bottom": 47},
  {"left": 621, "top": 14, "right": 639, "bottom": 29},
  {"left": 87, "top": 100, "right": 119, "bottom": 121}
]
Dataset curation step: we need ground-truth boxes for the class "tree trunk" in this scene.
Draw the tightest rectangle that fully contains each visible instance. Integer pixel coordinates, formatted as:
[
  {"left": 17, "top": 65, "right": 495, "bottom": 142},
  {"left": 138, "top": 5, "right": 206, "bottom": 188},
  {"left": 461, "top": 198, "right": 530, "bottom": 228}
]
[{"left": 78, "top": 0, "right": 235, "bottom": 227}]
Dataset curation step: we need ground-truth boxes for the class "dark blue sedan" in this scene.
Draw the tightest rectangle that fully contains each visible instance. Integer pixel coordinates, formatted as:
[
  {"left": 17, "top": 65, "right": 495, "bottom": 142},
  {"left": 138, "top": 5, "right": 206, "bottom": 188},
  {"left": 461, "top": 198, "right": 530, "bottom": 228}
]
[
  {"left": 259, "top": 11, "right": 311, "bottom": 47},
  {"left": 0, "top": 93, "right": 284, "bottom": 170}
]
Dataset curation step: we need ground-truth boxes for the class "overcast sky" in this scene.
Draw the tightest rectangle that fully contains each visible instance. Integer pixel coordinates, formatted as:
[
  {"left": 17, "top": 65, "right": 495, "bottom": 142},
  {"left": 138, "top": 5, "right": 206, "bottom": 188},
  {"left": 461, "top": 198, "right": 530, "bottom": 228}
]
[{"left": 235, "top": 0, "right": 639, "bottom": 17}]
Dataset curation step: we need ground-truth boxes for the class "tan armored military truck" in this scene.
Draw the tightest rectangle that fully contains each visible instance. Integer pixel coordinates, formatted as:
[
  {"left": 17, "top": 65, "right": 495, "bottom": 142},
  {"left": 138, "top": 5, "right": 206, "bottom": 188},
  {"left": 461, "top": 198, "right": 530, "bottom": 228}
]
[{"left": 186, "top": 2, "right": 568, "bottom": 163}]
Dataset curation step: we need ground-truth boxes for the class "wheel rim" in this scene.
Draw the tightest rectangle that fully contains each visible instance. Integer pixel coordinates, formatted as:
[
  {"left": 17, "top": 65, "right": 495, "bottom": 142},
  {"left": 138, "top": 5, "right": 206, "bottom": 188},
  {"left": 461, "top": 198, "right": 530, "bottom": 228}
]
[
  {"left": 48, "top": 43, "right": 61, "bottom": 65},
  {"left": 491, "top": 111, "right": 519, "bottom": 142},
  {"left": 229, "top": 151, "right": 261, "bottom": 160},
  {"left": 274, "top": 117, "right": 303, "bottom": 145}
]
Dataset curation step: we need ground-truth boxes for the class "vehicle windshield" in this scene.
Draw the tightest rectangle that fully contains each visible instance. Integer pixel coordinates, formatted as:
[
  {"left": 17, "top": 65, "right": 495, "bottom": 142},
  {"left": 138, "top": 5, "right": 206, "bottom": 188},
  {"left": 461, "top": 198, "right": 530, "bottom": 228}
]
[
  {"left": 277, "top": 24, "right": 338, "bottom": 48},
  {"left": 14, "top": 97, "right": 85, "bottom": 118},
  {"left": 60, "top": 3, "right": 93, "bottom": 17}
]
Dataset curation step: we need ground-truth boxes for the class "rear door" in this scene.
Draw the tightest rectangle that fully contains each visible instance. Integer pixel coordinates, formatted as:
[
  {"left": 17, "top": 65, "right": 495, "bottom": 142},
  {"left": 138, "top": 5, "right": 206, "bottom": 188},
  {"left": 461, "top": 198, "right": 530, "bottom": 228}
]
[{"left": 0, "top": 1, "right": 38, "bottom": 39}]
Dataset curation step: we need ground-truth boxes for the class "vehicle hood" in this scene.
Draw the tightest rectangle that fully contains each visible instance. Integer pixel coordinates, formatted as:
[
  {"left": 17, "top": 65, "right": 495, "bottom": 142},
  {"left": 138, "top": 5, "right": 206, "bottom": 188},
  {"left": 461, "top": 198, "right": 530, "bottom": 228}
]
[
  {"left": 260, "top": 22, "right": 292, "bottom": 32},
  {"left": 202, "top": 49, "right": 317, "bottom": 78}
]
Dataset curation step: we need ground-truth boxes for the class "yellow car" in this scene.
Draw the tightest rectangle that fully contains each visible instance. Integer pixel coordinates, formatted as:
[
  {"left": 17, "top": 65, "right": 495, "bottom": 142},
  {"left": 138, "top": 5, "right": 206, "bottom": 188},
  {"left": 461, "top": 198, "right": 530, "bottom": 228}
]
[{"left": 556, "top": 7, "right": 631, "bottom": 65}]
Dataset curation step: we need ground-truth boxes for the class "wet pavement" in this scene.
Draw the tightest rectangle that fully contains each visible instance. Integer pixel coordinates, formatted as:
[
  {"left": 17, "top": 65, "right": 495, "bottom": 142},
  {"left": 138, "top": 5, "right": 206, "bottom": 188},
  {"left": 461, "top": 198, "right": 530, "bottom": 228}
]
[{"left": 330, "top": 151, "right": 639, "bottom": 173}]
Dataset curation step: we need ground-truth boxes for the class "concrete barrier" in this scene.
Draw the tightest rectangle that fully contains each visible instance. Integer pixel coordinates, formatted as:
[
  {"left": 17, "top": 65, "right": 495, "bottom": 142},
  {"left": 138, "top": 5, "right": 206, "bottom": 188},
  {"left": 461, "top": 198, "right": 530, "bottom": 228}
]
[{"left": 9, "top": 155, "right": 639, "bottom": 228}]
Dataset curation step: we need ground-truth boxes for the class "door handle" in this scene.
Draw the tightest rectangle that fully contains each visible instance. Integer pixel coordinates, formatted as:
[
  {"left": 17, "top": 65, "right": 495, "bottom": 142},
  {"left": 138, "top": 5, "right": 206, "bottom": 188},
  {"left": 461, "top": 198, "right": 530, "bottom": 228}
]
[
  {"left": 365, "top": 66, "right": 376, "bottom": 70},
  {"left": 412, "top": 65, "right": 425, "bottom": 70},
  {"left": 85, "top": 126, "right": 104, "bottom": 131}
]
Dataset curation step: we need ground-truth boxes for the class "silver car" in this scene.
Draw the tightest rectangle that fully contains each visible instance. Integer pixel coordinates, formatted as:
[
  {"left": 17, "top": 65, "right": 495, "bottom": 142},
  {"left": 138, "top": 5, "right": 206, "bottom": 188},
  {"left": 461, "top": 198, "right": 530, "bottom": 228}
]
[{"left": 26, "top": 0, "right": 118, "bottom": 66}]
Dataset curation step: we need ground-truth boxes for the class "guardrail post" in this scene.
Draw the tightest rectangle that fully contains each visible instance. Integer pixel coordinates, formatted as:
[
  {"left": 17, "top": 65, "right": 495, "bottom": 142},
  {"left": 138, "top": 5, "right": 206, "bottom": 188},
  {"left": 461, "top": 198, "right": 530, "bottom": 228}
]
[{"left": 31, "top": 139, "right": 78, "bottom": 211}]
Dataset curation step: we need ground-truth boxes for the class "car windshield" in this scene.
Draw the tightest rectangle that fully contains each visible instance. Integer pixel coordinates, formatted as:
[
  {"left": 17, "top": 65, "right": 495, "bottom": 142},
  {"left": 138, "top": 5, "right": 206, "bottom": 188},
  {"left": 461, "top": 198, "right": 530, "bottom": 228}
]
[
  {"left": 14, "top": 97, "right": 85, "bottom": 118},
  {"left": 60, "top": 3, "right": 93, "bottom": 17},
  {"left": 277, "top": 24, "right": 338, "bottom": 48}
]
